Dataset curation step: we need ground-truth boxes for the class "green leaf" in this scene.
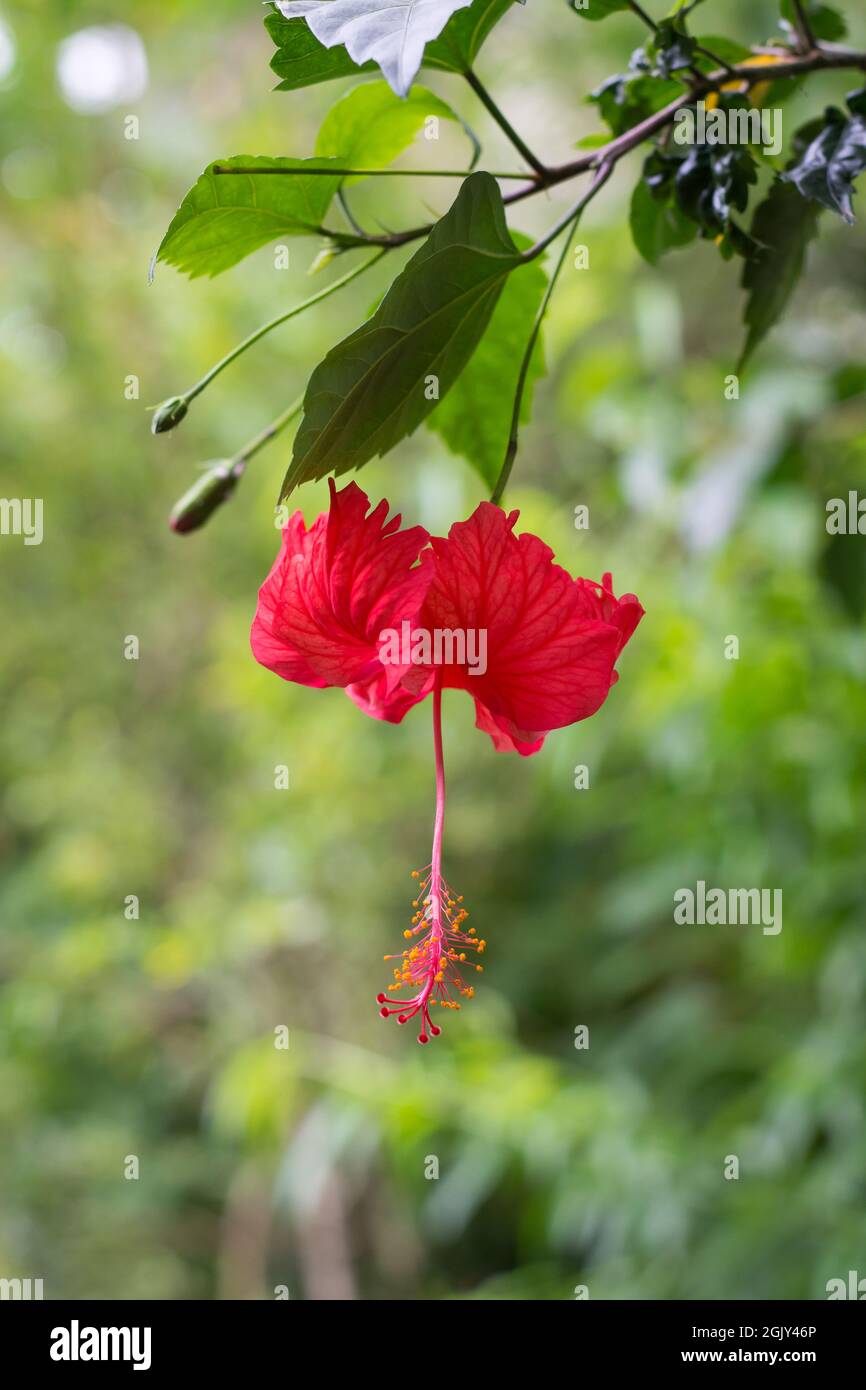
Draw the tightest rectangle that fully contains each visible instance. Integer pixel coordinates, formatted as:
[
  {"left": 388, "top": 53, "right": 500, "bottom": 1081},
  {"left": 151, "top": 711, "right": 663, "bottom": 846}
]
[
  {"left": 783, "top": 90, "right": 866, "bottom": 223},
  {"left": 651, "top": 16, "right": 697, "bottom": 79},
  {"left": 673, "top": 144, "right": 758, "bottom": 236},
  {"left": 738, "top": 177, "right": 820, "bottom": 371},
  {"left": 568, "top": 0, "right": 630, "bottom": 20},
  {"left": 779, "top": 0, "right": 847, "bottom": 43},
  {"left": 315, "top": 80, "right": 463, "bottom": 182},
  {"left": 267, "top": 0, "right": 515, "bottom": 89},
  {"left": 629, "top": 177, "right": 697, "bottom": 265},
  {"left": 426, "top": 231, "right": 546, "bottom": 487},
  {"left": 590, "top": 73, "right": 683, "bottom": 138},
  {"left": 279, "top": 172, "right": 524, "bottom": 497},
  {"left": 156, "top": 156, "right": 342, "bottom": 279},
  {"left": 266, "top": 11, "right": 375, "bottom": 89},
  {"left": 423, "top": 0, "right": 516, "bottom": 72},
  {"left": 575, "top": 132, "right": 611, "bottom": 150},
  {"left": 640, "top": 144, "right": 758, "bottom": 244},
  {"left": 276, "top": 0, "right": 474, "bottom": 97}
]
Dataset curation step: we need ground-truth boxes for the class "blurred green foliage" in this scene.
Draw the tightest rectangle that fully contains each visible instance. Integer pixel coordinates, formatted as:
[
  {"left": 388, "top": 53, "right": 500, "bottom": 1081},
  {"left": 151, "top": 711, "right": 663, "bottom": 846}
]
[{"left": 1, "top": 0, "right": 866, "bottom": 1300}]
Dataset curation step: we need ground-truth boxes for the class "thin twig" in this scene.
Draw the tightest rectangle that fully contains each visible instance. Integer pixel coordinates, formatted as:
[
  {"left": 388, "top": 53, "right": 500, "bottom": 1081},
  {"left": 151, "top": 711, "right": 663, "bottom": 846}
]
[
  {"left": 214, "top": 46, "right": 866, "bottom": 257},
  {"left": 522, "top": 161, "right": 614, "bottom": 263},
  {"left": 350, "top": 45, "right": 866, "bottom": 252}
]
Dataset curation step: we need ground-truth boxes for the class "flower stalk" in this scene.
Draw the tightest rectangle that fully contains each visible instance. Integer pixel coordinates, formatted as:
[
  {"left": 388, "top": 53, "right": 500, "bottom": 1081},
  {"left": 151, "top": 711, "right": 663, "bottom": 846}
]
[
  {"left": 377, "top": 677, "right": 485, "bottom": 1044},
  {"left": 152, "top": 249, "right": 386, "bottom": 435}
]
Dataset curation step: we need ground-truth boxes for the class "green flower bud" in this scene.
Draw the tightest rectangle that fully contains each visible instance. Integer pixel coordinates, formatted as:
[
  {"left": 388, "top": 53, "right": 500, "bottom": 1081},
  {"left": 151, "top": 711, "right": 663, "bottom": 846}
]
[
  {"left": 151, "top": 395, "right": 189, "bottom": 434},
  {"left": 169, "top": 461, "right": 243, "bottom": 534}
]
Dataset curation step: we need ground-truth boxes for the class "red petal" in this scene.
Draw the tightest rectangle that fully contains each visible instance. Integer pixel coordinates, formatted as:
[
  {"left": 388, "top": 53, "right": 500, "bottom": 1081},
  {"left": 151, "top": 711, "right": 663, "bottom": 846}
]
[
  {"left": 346, "top": 669, "right": 432, "bottom": 724},
  {"left": 251, "top": 480, "right": 432, "bottom": 689},
  {"left": 408, "top": 503, "right": 643, "bottom": 753},
  {"left": 472, "top": 697, "right": 545, "bottom": 757},
  {"left": 575, "top": 572, "right": 645, "bottom": 655}
]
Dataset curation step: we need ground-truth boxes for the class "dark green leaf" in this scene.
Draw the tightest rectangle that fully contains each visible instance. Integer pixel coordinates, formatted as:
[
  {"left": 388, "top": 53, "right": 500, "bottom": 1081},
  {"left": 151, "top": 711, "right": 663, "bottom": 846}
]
[
  {"left": 423, "top": 0, "right": 516, "bottom": 72},
  {"left": 590, "top": 73, "right": 683, "bottom": 138},
  {"left": 674, "top": 144, "right": 758, "bottom": 236},
  {"left": 629, "top": 175, "right": 697, "bottom": 265},
  {"left": 715, "top": 218, "right": 761, "bottom": 260},
  {"left": 783, "top": 90, "right": 866, "bottom": 223},
  {"left": 641, "top": 144, "right": 758, "bottom": 246},
  {"left": 568, "top": 0, "right": 630, "bottom": 20},
  {"left": 738, "top": 178, "right": 820, "bottom": 370},
  {"left": 426, "top": 232, "right": 547, "bottom": 487},
  {"left": 267, "top": 12, "right": 375, "bottom": 89},
  {"left": 275, "top": 0, "right": 475, "bottom": 97},
  {"left": 279, "top": 172, "right": 524, "bottom": 497},
  {"left": 156, "top": 156, "right": 342, "bottom": 279},
  {"left": 780, "top": 0, "right": 847, "bottom": 43},
  {"left": 651, "top": 17, "right": 697, "bottom": 79}
]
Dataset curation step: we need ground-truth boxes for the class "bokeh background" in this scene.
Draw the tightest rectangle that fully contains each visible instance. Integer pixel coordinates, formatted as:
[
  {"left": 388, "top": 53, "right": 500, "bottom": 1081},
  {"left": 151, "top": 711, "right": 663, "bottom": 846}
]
[{"left": 2, "top": 0, "right": 866, "bottom": 1300}]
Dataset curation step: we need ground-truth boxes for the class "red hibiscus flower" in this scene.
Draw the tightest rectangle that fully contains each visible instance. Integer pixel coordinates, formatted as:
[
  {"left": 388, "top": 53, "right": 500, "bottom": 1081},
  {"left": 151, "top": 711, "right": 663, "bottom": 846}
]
[{"left": 252, "top": 483, "right": 643, "bottom": 1043}]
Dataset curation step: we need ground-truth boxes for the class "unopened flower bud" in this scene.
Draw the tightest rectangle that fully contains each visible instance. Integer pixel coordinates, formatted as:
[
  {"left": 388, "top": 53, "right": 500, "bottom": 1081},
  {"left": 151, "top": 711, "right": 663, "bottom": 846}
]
[
  {"left": 169, "top": 461, "right": 242, "bottom": 534},
  {"left": 151, "top": 395, "right": 189, "bottom": 434}
]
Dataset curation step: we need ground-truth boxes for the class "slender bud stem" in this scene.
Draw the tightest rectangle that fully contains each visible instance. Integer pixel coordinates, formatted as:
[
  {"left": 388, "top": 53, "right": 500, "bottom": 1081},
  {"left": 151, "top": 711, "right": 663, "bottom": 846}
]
[
  {"left": 234, "top": 396, "right": 304, "bottom": 467},
  {"left": 492, "top": 162, "right": 613, "bottom": 507},
  {"left": 180, "top": 249, "right": 387, "bottom": 414}
]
